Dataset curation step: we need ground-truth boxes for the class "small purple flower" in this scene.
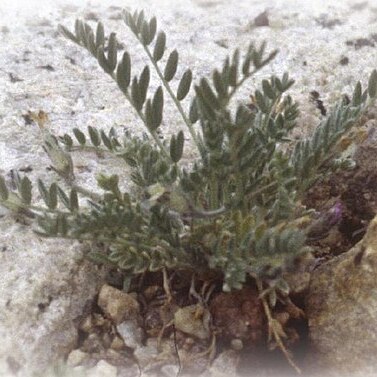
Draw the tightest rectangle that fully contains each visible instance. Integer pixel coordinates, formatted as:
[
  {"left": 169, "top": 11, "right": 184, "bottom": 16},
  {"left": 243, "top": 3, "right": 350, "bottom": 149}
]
[{"left": 326, "top": 202, "right": 343, "bottom": 226}]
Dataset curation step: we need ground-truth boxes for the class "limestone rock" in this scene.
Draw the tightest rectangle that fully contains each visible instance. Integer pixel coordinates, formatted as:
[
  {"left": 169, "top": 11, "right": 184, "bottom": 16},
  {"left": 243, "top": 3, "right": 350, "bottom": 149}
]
[
  {"left": 0, "top": 224, "right": 106, "bottom": 376},
  {"left": 306, "top": 216, "right": 377, "bottom": 375}
]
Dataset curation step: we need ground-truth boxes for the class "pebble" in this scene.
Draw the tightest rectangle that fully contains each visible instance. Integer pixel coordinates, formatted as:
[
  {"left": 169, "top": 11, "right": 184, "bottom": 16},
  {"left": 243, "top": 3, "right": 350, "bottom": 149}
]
[
  {"left": 110, "top": 335, "right": 126, "bottom": 351},
  {"left": 117, "top": 320, "right": 144, "bottom": 349},
  {"left": 230, "top": 339, "right": 243, "bottom": 351},
  {"left": 98, "top": 284, "right": 140, "bottom": 324},
  {"left": 66, "top": 349, "right": 88, "bottom": 367},
  {"left": 161, "top": 364, "right": 180, "bottom": 377},
  {"left": 174, "top": 304, "right": 210, "bottom": 340},
  {"left": 208, "top": 350, "right": 240, "bottom": 377},
  {"left": 87, "top": 360, "right": 118, "bottom": 377}
]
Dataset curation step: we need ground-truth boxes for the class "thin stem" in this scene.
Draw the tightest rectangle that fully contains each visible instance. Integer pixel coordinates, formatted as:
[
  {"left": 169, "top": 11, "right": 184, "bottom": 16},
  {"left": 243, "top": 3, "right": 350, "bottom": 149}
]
[
  {"left": 109, "top": 72, "right": 172, "bottom": 161},
  {"left": 190, "top": 206, "right": 226, "bottom": 219},
  {"left": 42, "top": 232, "right": 154, "bottom": 251},
  {"left": 68, "top": 145, "right": 114, "bottom": 154},
  {"left": 2, "top": 197, "right": 72, "bottom": 217},
  {"left": 26, "top": 205, "right": 72, "bottom": 215},
  {"left": 134, "top": 35, "right": 205, "bottom": 157},
  {"left": 227, "top": 68, "right": 257, "bottom": 104}
]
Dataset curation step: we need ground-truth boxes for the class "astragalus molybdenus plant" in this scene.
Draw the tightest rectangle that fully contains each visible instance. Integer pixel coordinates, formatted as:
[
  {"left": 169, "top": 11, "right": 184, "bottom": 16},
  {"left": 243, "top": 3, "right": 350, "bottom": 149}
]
[{"left": 1, "top": 9, "right": 377, "bottom": 372}]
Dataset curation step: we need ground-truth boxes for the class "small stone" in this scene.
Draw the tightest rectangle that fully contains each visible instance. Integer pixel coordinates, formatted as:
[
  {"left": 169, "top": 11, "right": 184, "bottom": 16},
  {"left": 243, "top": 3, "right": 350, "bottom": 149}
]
[
  {"left": 110, "top": 336, "right": 125, "bottom": 351},
  {"left": 209, "top": 350, "right": 240, "bottom": 377},
  {"left": 182, "top": 337, "right": 195, "bottom": 351},
  {"left": 66, "top": 349, "right": 88, "bottom": 367},
  {"left": 92, "top": 313, "right": 106, "bottom": 327},
  {"left": 174, "top": 304, "right": 210, "bottom": 340},
  {"left": 143, "top": 285, "right": 161, "bottom": 301},
  {"left": 161, "top": 364, "right": 180, "bottom": 377},
  {"left": 79, "top": 315, "right": 93, "bottom": 333},
  {"left": 81, "top": 333, "right": 104, "bottom": 354},
  {"left": 133, "top": 344, "right": 159, "bottom": 366},
  {"left": 102, "top": 332, "right": 113, "bottom": 348},
  {"left": 98, "top": 284, "right": 140, "bottom": 324},
  {"left": 116, "top": 363, "right": 140, "bottom": 377},
  {"left": 254, "top": 10, "right": 269, "bottom": 27},
  {"left": 117, "top": 320, "right": 144, "bottom": 349},
  {"left": 339, "top": 56, "right": 349, "bottom": 65},
  {"left": 71, "top": 365, "right": 87, "bottom": 375},
  {"left": 230, "top": 338, "right": 243, "bottom": 350},
  {"left": 88, "top": 360, "right": 117, "bottom": 377}
]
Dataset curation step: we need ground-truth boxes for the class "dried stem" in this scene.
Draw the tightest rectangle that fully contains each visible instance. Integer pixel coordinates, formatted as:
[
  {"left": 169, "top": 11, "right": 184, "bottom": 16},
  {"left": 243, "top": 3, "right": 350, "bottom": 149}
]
[{"left": 256, "top": 278, "right": 302, "bottom": 375}]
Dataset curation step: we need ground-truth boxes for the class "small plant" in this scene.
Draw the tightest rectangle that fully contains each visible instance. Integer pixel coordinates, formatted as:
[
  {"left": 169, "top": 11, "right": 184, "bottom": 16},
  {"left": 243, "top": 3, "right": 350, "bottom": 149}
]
[{"left": 1, "top": 9, "right": 377, "bottom": 372}]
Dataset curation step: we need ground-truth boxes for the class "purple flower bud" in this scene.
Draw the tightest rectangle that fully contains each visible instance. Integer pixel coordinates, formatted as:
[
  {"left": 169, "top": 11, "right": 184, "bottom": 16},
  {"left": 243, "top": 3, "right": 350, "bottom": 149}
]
[{"left": 326, "top": 202, "right": 343, "bottom": 226}]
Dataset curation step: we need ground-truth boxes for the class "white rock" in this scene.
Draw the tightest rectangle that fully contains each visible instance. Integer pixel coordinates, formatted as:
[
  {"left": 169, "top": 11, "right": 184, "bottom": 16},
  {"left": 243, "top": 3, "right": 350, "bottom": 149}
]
[
  {"left": 0, "top": 226, "right": 106, "bottom": 375},
  {"left": 133, "top": 344, "right": 159, "bottom": 367},
  {"left": 88, "top": 360, "right": 117, "bottom": 377},
  {"left": 116, "top": 320, "right": 143, "bottom": 349},
  {"left": 160, "top": 364, "right": 180, "bottom": 377},
  {"left": 208, "top": 350, "right": 240, "bottom": 377},
  {"left": 66, "top": 349, "right": 88, "bottom": 367}
]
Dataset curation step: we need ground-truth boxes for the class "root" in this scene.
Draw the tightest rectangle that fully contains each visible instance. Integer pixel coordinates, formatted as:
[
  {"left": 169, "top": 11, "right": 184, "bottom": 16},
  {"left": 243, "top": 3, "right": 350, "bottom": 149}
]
[
  {"left": 189, "top": 274, "right": 216, "bottom": 304},
  {"left": 256, "top": 278, "right": 302, "bottom": 375},
  {"left": 162, "top": 267, "right": 173, "bottom": 303}
]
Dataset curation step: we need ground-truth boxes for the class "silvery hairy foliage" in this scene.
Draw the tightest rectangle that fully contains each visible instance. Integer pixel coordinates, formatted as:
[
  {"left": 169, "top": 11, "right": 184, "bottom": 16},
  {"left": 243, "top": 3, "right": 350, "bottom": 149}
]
[{"left": 1, "top": 9, "right": 377, "bottom": 294}]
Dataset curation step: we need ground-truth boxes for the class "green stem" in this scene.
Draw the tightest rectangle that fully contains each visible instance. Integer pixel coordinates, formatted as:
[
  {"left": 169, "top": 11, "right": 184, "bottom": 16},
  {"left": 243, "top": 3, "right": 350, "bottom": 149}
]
[
  {"left": 109, "top": 72, "right": 172, "bottom": 161},
  {"left": 25, "top": 204, "right": 71, "bottom": 216},
  {"left": 41, "top": 232, "right": 154, "bottom": 251},
  {"left": 136, "top": 37, "right": 206, "bottom": 157},
  {"left": 227, "top": 68, "right": 257, "bottom": 104}
]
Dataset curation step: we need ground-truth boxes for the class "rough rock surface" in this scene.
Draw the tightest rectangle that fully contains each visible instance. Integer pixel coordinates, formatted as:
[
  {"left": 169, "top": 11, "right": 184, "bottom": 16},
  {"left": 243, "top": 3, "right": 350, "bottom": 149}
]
[
  {"left": 0, "top": 219, "right": 107, "bottom": 376},
  {"left": 306, "top": 216, "right": 377, "bottom": 376},
  {"left": 1, "top": 0, "right": 377, "bottom": 376}
]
